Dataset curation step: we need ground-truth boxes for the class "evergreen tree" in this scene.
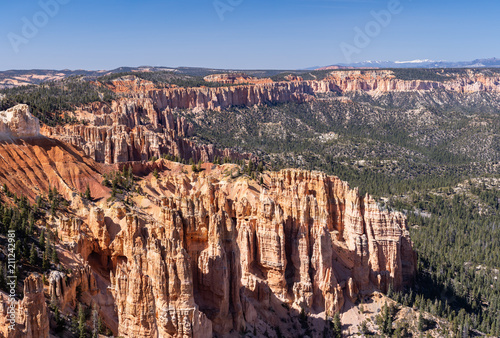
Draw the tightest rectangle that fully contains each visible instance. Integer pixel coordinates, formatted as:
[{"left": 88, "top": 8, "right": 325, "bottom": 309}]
[
  {"left": 332, "top": 313, "right": 342, "bottom": 338},
  {"left": 92, "top": 305, "right": 100, "bottom": 338},
  {"left": 39, "top": 228, "right": 45, "bottom": 248},
  {"left": 29, "top": 243, "right": 37, "bottom": 265},
  {"left": 78, "top": 303, "right": 87, "bottom": 338},
  {"left": 54, "top": 305, "right": 64, "bottom": 332},
  {"left": 51, "top": 245, "right": 59, "bottom": 264},
  {"left": 379, "top": 302, "right": 393, "bottom": 335},
  {"left": 359, "top": 320, "right": 369, "bottom": 335},
  {"left": 0, "top": 264, "right": 5, "bottom": 290},
  {"left": 418, "top": 311, "right": 426, "bottom": 332},
  {"left": 84, "top": 184, "right": 91, "bottom": 200}
]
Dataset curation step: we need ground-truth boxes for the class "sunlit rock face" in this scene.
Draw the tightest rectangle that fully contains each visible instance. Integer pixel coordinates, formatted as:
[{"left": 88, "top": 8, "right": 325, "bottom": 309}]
[
  {"left": 0, "top": 104, "right": 40, "bottom": 140},
  {"left": 64, "top": 165, "right": 416, "bottom": 337}
]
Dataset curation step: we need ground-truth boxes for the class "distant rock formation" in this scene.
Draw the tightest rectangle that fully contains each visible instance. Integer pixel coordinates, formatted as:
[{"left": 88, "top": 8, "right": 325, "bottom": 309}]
[
  {"left": 0, "top": 104, "right": 40, "bottom": 140},
  {"left": 41, "top": 99, "right": 252, "bottom": 165},
  {"left": 204, "top": 73, "right": 273, "bottom": 85},
  {"left": 41, "top": 70, "right": 500, "bottom": 165}
]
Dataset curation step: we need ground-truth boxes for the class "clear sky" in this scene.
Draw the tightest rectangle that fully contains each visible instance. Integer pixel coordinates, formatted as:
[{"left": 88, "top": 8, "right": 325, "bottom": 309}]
[{"left": 0, "top": 0, "right": 499, "bottom": 70}]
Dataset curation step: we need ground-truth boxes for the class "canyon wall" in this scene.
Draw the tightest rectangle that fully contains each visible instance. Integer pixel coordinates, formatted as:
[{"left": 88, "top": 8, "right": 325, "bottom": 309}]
[
  {"left": 0, "top": 274, "right": 49, "bottom": 338},
  {"left": 41, "top": 70, "right": 500, "bottom": 165},
  {"left": 322, "top": 70, "right": 500, "bottom": 93},
  {"left": 147, "top": 70, "right": 500, "bottom": 113},
  {"left": 49, "top": 164, "right": 416, "bottom": 337},
  {"left": 41, "top": 99, "right": 249, "bottom": 165},
  {"left": 0, "top": 133, "right": 417, "bottom": 337}
]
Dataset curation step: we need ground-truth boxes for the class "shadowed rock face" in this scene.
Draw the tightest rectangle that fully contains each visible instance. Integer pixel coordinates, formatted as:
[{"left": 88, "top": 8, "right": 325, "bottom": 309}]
[
  {"left": 0, "top": 133, "right": 416, "bottom": 337},
  {"left": 52, "top": 162, "right": 416, "bottom": 337},
  {"left": 41, "top": 99, "right": 251, "bottom": 165},
  {"left": 0, "top": 274, "right": 50, "bottom": 338},
  {"left": 41, "top": 70, "right": 500, "bottom": 165},
  {"left": 0, "top": 104, "right": 40, "bottom": 140}
]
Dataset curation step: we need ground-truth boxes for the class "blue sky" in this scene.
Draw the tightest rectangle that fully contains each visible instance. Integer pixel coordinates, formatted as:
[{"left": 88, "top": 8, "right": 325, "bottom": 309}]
[{"left": 0, "top": 0, "right": 499, "bottom": 70}]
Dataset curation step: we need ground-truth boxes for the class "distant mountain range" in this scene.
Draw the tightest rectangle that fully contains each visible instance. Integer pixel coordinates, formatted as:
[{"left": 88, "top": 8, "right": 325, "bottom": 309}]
[
  {"left": 2, "top": 58, "right": 500, "bottom": 90},
  {"left": 316, "top": 57, "right": 500, "bottom": 70}
]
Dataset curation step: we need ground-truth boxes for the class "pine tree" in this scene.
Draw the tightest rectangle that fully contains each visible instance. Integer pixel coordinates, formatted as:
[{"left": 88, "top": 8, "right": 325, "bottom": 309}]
[
  {"left": 48, "top": 185, "right": 54, "bottom": 201},
  {"left": 258, "top": 162, "right": 264, "bottom": 172},
  {"left": 299, "top": 307, "right": 308, "bottom": 329},
  {"left": 42, "top": 250, "right": 49, "bottom": 270},
  {"left": 54, "top": 305, "right": 64, "bottom": 332},
  {"left": 359, "top": 320, "right": 369, "bottom": 335},
  {"left": 418, "top": 311, "right": 426, "bottom": 332},
  {"left": 379, "top": 302, "right": 393, "bottom": 335},
  {"left": 92, "top": 305, "right": 100, "bottom": 338},
  {"left": 78, "top": 303, "right": 87, "bottom": 338},
  {"left": 15, "top": 240, "right": 22, "bottom": 259},
  {"left": 39, "top": 228, "right": 45, "bottom": 248},
  {"left": 332, "top": 313, "right": 342, "bottom": 338},
  {"left": 248, "top": 160, "right": 254, "bottom": 174},
  {"left": 84, "top": 184, "right": 91, "bottom": 200},
  {"left": 0, "top": 264, "right": 5, "bottom": 290},
  {"left": 127, "top": 165, "right": 133, "bottom": 180},
  {"left": 29, "top": 243, "right": 37, "bottom": 265},
  {"left": 51, "top": 245, "right": 59, "bottom": 264},
  {"left": 387, "top": 283, "right": 394, "bottom": 298}
]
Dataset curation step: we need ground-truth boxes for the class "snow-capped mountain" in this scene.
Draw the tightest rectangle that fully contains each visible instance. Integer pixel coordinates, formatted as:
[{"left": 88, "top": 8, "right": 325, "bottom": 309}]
[{"left": 316, "top": 58, "right": 500, "bottom": 69}]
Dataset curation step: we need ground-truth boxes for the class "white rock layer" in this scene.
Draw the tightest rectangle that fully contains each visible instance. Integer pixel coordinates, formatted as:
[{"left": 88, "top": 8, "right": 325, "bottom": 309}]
[{"left": 0, "top": 104, "right": 40, "bottom": 139}]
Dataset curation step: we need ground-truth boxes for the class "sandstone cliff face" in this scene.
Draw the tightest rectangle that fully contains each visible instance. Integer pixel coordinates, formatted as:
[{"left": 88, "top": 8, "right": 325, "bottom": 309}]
[
  {"left": 0, "top": 104, "right": 40, "bottom": 140},
  {"left": 0, "top": 274, "right": 50, "bottom": 338},
  {"left": 322, "top": 69, "right": 500, "bottom": 94},
  {"left": 0, "top": 137, "right": 108, "bottom": 201},
  {"left": 150, "top": 70, "right": 500, "bottom": 113},
  {"left": 148, "top": 81, "right": 316, "bottom": 112},
  {"left": 0, "top": 133, "right": 417, "bottom": 337},
  {"left": 41, "top": 98, "right": 250, "bottom": 165},
  {"left": 46, "top": 161, "right": 415, "bottom": 337},
  {"left": 18, "top": 274, "right": 50, "bottom": 338},
  {"left": 40, "top": 70, "right": 500, "bottom": 165},
  {"left": 204, "top": 73, "right": 273, "bottom": 85}
]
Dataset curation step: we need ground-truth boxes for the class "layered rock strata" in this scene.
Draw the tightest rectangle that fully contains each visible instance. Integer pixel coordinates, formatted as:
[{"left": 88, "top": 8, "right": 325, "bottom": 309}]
[
  {"left": 50, "top": 163, "right": 416, "bottom": 337},
  {"left": 41, "top": 70, "right": 500, "bottom": 165},
  {"left": 0, "top": 104, "right": 40, "bottom": 140},
  {"left": 0, "top": 274, "right": 49, "bottom": 338}
]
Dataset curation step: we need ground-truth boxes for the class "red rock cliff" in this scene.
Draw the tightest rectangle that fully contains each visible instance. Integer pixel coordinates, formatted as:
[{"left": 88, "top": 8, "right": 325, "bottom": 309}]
[
  {"left": 41, "top": 70, "right": 500, "bottom": 165},
  {"left": 55, "top": 163, "right": 416, "bottom": 337}
]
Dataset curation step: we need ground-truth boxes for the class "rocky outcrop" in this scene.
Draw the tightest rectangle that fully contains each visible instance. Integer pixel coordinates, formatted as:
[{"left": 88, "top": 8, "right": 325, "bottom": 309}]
[
  {"left": 0, "top": 274, "right": 49, "bottom": 338},
  {"left": 323, "top": 69, "right": 500, "bottom": 94},
  {"left": 50, "top": 163, "right": 415, "bottom": 337},
  {"left": 0, "top": 104, "right": 40, "bottom": 140},
  {"left": 204, "top": 73, "right": 273, "bottom": 85},
  {"left": 41, "top": 99, "right": 251, "bottom": 165},
  {"left": 149, "top": 81, "right": 316, "bottom": 112},
  {"left": 17, "top": 274, "right": 50, "bottom": 338},
  {"left": 47, "top": 265, "right": 97, "bottom": 312},
  {"left": 284, "top": 74, "right": 304, "bottom": 82},
  {"left": 101, "top": 76, "right": 159, "bottom": 94},
  {"left": 0, "top": 137, "right": 108, "bottom": 201},
  {"left": 0, "top": 129, "right": 417, "bottom": 337},
  {"left": 40, "top": 70, "right": 500, "bottom": 165}
]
